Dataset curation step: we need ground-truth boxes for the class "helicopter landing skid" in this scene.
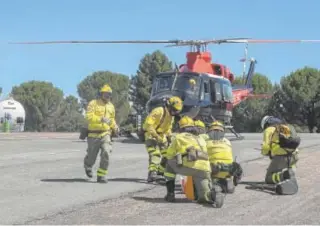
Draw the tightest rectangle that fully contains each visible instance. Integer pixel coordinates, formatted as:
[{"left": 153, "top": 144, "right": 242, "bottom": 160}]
[{"left": 225, "top": 125, "right": 244, "bottom": 140}]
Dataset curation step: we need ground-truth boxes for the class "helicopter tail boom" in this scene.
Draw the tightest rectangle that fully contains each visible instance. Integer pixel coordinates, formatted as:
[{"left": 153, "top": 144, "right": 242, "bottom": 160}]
[{"left": 244, "top": 58, "right": 257, "bottom": 88}]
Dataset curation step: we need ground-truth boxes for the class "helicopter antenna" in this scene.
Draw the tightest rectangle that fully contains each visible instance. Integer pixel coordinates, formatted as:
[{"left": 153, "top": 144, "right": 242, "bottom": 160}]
[{"left": 240, "top": 43, "right": 248, "bottom": 82}]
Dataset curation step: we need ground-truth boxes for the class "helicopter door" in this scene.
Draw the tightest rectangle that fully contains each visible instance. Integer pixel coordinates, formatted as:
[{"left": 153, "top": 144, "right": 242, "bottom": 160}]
[
  {"left": 203, "top": 80, "right": 211, "bottom": 102},
  {"left": 210, "top": 80, "right": 222, "bottom": 103}
]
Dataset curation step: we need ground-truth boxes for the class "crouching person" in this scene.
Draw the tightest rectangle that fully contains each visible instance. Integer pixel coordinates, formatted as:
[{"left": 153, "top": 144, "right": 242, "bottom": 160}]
[
  {"left": 163, "top": 116, "right": 224, "bottom": 208},
  {"left": 260, "top": 115, "right": 300, "bottom": 195},
  {"left": 142, "top": 96, "right": 183, "bottom": 182},
  {"left": 206, "top": 121, "right": 243, "bottom": 194}
]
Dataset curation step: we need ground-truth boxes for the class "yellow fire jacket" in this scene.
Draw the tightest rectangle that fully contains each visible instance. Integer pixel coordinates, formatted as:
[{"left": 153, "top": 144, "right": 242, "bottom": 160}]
[
  {"left": 165, "top": 132, "right": 211, "bottom": 173},
  {"left": 261, "top": 126, "right": 298, "bottom": 156},
  {"left": 85, "top": 99, "right": 117, "bottom": 138},
  {"left": 143, "top": 106, "right": 174, "bottom": 142},
  {"left": 206, "top": 137, "right": 233, "bottom": 178}
]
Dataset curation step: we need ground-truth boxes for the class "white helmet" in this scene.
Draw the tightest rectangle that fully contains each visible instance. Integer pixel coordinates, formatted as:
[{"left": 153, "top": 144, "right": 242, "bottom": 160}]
[{"left": 261, "top": 115, "right": 272, "bottom": 130}]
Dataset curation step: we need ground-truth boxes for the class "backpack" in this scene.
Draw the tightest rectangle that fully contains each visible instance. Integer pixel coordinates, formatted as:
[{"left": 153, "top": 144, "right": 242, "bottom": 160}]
[{"left": 273, "top": 124, "right": 301, "bottom": 152}]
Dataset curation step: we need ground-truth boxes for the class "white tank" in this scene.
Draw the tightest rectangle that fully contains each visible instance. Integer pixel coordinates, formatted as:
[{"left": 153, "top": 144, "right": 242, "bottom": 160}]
[{"left": 0, "top": 97, "right": 26, "bottom": 132}]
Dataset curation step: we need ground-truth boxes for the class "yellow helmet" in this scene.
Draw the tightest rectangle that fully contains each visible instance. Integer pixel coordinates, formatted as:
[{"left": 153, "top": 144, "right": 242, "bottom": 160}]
[
  {"left": 178, "top": 116, "right": 195, "bottom": 128},
  {"left": 209, "top": 121, "right": 224, "bottom": 131},
  {"left": 194, "top": 120, "right": 205, "bottom": 129},
  {"left": 167, "top": 96, "right": 183, "bottom": 111},
  {"left": 100, "top": 84, "right": 112, "bottom": 93}
]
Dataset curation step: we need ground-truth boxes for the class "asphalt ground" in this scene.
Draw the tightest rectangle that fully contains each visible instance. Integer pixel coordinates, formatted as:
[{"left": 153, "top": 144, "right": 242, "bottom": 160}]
[{"left": 0, "top": 132, "right": 319, "bottom": 224}]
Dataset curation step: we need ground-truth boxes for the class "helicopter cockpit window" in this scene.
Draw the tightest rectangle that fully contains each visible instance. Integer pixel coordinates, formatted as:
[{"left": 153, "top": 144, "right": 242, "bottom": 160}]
[
  {"left": 214, "top": 65, "right": 222, "bottom": 75},
  {"left": 222, "top": 84, "right": 233, "bottom": 102},
  {"left": 157, "top": 77, "right": 172, "bottom": 91},
  {"left": 152, "top": 76, "right": 174, "bottom": 95},
  {"left": 151, "top": 73, "right": 200, "bottom": 100},
  {"left": 174, "top": 76, "right": 201, "bottom": 100}
]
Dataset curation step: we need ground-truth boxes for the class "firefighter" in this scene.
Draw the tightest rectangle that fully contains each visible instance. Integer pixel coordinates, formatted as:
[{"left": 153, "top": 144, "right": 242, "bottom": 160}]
[
  {"left": 143, "top": 96, "right": 183, "bottom": 183},
  {"left": 260, "top": 115, "right": 300, "bottom": 195},
  {"left": 163, "top": 116, "right": 224, "bottom": 208},
  {"left": 83, "top": 84, "right": 119, "bottom": 183},
  {"left": 206, "top": 121, "right": 243, "bottom": 195},
  {"left": 194, "top": 119, "right": 206, "bottom": 136}
]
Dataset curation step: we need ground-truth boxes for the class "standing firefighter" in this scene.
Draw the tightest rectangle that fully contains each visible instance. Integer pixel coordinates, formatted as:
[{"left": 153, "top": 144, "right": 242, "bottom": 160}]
[
  {"left": 260, "top": 115, "right": 300, "bottom": 195},
  {"left": 164, "top": 116, "right": 223, "bottom": 208},
  {"left": 143, "top": 96, "right": 183, "bottom": 183},
  {"left": 83, "top": 84, "right": 118, "bottom": 183},
  {"left": 206, "top": 121, "right": 243, "bottom": 196}
]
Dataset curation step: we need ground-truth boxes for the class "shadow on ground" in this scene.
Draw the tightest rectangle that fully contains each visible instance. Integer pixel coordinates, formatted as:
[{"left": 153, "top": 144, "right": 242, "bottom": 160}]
[
  {"left": 229, "top": 137, "right": 245, "bottom": 142},
  {"left": 40, "top": 178, "right": 96, "bottom": 183},
  {"left": 108, "top": 177, "right": 147, "bottom": 184},
  {"left": 108, "top": 177, "right": 167, "bottom": 186},
  {"left": 132, "top": 196, "right": 192, "bottom": 203},
  {"left": 120, "top": 138, "right": 143, "bottom": 144}
]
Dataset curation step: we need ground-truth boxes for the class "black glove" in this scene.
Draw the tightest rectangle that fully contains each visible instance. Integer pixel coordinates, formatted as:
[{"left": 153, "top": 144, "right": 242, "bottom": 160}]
[{"left": 112, "top": 128, "right": 119, "bottom": 138}]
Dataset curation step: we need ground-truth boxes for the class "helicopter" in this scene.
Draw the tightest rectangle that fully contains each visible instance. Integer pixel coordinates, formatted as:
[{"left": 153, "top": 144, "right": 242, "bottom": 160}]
[{"left": 9, "top": 38, "right": 320, "bottom": 140}]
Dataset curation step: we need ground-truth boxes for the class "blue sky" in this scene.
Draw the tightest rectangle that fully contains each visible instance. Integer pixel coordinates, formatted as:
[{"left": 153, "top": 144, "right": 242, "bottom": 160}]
[{"left": 1, "top": 0, "right": 320, "bottom": 98}]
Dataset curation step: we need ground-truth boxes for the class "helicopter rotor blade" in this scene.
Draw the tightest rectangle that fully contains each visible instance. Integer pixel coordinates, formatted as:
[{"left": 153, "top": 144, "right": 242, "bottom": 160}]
[
  {"left": 222, "top": 39, "right": 320, "bottom": 44},
  {"left": 8, "top": 38, "right": 320, "bottom": 46},
  {"left": 8, "top": 38, "right": 251, "bottom": 46},
  {"left": 8, "top": 40, "right": 182, "bottom": 45}
]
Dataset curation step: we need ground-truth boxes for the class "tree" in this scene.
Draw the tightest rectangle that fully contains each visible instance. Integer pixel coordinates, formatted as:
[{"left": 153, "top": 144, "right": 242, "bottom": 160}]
[
  {"left": 54, "top": 95, "right": 85, "bottom": 132},
  {"left": 232, "top": 73, "right": 274, "bottom": 132},
  {"left": 130, "top": 50, "right": 173, "bottom": 112},
  {"left": 0, "top": 87, "right": 2, "bottom": 96},
  {"left": 267, "top": 67, "right": 320, "bottom": 132},
  {"left": 77, "top": 71, "right": 131, "bottom": 125},
  {"left": 11, "top": 81, "right": 64, "bottom": 131}
]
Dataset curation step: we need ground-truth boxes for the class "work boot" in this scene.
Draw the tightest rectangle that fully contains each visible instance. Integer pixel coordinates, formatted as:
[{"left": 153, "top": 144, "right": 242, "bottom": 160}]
[
  {"left": 85, "top": 168, "right": 93, "bottom": 178},
  {"left": 97, "top": 176, "right": 108, "bottom": 183},
  {"left": 147, "top": 171, "right": 157, "bottom": 183},
  {"left": 164, "top": 192, "right": 175, "bottom": 202},
  {"left": 164, "top": 180, "right": 176, "bottom": 202},
  {"left": 282, "top": 168, "right": 294, "bottom": 180},
  {"left": 210, "top": 184, "right": 224, "bottom": 208}
]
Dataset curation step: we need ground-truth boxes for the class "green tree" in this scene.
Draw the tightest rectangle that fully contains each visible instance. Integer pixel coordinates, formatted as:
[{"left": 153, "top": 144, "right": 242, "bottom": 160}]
[
  {"left": 77, "top": 71, "right": 130, "bottom": 125},
  {"left": 0, "top": 87, "right": 2, "bottom": 96},
  {"left": 267, "top": 67, "right": 320, "bottom": 132},
  {"left": 130, "top": 50, "right": 173, "bottom": 112},
  {"left": 232, "top": 73, "right": 274, "bottom": 132},
  {"left": 54, "top": 95, "right": 85, "bottom": 132},
  {"left": 11, "top": 81, "right": 64, "bottom": 131}
]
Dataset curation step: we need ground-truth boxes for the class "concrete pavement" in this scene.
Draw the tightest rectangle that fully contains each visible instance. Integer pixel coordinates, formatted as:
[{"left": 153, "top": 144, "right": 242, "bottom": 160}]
[{"left": 0, "top": 133, "right": 319, "bottom": 224}]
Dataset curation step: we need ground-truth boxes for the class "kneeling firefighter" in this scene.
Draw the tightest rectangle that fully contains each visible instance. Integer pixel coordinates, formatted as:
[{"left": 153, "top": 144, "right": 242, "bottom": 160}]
[
  {"left": 206, "top": 121, "right": 243, "bottom": 194},
  {"left": 142, "top": 96, "right": 183, "bottom": 182},
  {"left": 261, "top": 115, "right": 300, "bottom": 195},
  {"left": 163, "top": 116, "right": 224, "bottom": 208},
  {"left": 194, "top": 119, "right": 207, "bottom": 139}
]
